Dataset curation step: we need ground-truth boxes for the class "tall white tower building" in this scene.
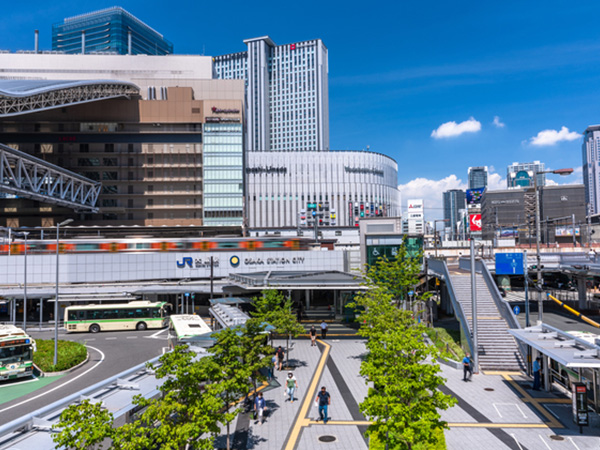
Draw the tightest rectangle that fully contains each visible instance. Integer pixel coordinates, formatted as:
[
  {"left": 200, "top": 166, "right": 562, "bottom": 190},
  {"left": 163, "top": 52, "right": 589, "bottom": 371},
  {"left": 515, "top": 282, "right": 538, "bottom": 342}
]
[{"left": 214, "top": 36, "right": 329, "bottom": 152}]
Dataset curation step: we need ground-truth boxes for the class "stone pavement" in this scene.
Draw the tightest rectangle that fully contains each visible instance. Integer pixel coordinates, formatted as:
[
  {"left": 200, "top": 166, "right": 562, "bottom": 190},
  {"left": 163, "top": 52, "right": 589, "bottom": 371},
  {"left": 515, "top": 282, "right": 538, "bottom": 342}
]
[{"left": 215, "top": 338, "right": 600, "bottom": 450}]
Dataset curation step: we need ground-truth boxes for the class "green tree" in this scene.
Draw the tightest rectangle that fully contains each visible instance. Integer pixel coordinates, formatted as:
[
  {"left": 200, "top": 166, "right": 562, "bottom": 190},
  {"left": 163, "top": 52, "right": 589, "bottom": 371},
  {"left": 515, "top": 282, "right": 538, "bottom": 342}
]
[
  {"left": 355, "top": 245, "right": 456, "bottom": 450},
  {"left": 52, "top": 399, "right": 115, "bottom": 450},
  {"left": 53, "top": 345, "right": 224, "bottom": 450},
  {"left": 209, "top": 326, "right": 253, "bottom": 450},
  {"left": 240, "top": 318, "right": 273, "bottom": 401},
  {"left": 252, "top": 290, "right": 304, "bottom": 368}
]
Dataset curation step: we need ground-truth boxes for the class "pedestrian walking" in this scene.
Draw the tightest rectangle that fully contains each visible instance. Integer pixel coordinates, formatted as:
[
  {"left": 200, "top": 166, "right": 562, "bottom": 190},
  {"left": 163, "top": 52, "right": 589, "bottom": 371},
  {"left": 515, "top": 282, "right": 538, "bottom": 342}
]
[
  {"left": 254, "top": 392, "right": 267, "bottom": 425},
  {"left": 310, "top": 325, "right": 317, "bottom": 346},
  {"left": 532, "top": 356, "right": 541, "bottom": 390},
  {"left": 276, "top": 345, "right": 285, "bottom": 371},
  {"left": 285, "top": 372, "right": 298, "bottom": 403},
  {"left": 320, "top": 320, "right": 328, "bottom": 339},
  {"left": 462, "top": 353, "right": 472, "bottom": 381},
  {"left": 315, "top": 386, "right": 331, "bottom": 423}
]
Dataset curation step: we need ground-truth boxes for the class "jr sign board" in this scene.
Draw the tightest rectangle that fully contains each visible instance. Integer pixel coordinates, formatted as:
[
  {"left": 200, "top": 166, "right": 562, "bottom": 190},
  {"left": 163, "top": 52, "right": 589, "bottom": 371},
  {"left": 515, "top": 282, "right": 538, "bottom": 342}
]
[{"left": 495, "top": 253, "right": 524, "bottom": 275}]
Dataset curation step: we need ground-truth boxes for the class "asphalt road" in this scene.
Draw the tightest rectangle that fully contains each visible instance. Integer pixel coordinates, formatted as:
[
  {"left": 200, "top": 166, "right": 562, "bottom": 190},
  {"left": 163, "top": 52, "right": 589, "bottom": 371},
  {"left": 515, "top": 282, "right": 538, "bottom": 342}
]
[{"left": 0, "top": 326, "right": 168, "bottom": 425}]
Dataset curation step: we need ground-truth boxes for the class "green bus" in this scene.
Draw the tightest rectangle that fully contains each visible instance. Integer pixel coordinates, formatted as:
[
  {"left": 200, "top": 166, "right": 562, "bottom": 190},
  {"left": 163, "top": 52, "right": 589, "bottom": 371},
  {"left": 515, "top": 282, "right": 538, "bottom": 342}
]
[{"left": 0, "top": 325, "right": 36, "bottom": 381}]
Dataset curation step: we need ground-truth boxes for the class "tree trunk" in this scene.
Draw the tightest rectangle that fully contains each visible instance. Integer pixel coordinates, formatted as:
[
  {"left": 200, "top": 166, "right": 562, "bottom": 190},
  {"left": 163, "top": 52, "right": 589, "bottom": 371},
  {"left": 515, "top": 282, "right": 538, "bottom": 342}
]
[{"left": 226, "top": 421, "right": 230, "bottom": 450}]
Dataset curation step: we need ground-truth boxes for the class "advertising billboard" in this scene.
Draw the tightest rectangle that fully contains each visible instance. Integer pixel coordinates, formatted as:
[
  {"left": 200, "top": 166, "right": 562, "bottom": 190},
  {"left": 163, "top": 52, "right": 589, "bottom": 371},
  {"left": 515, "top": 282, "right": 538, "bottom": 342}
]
[
  {"left": 469, "top": 213, "right": 482, "bottom": 231},
  {"left": 555, "top": 226, "right": 580, "bottom": 237},
  {"left": 466, "top": 188, "right": 485, "bottom": 205}
]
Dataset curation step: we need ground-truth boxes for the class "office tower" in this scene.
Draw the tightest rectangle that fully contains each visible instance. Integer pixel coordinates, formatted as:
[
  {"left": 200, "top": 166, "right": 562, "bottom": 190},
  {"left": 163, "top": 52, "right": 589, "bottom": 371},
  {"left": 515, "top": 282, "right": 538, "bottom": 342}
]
[
  {"left": 583, "top": 126, "right": 600, "bottom": 214},
  {"left": 506, "top": 161, "right": 546, "bottom": 188},
  {"left": 468, "top": 166, "right": 488, "bottom": 190},
  {"left": 52, "top": 7, "right": 173, "bottom": 55},
  {"left": 214, "top": 36, "right": 329, "bottom": 152},
  {"left": 402, "top": 199, "right": 425, "bottom": 234},
  {"left": 443, "top": 189, "right": 466, "bottom": 240}
]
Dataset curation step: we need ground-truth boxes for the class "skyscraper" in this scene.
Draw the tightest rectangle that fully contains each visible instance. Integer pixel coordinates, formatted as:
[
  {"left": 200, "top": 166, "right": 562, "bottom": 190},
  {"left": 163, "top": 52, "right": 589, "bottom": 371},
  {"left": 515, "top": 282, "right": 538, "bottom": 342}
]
[
  {"left": 468, "top": 166, "right": 488, "bottom": 190},
  {"left": 443, "top": 189, "right": 466, "bottom": 240},
  {"left": 506, "top": 161, "right": 546, "bottom": 188},
  {"left": 52, "top": 7, "right": 173, "bottom": 55},
  {"left": 583, "top": 126, "right": 600, "bottom": 214},
  {"left": 214, "top": 36, "right": 329, "bottom": 152}
]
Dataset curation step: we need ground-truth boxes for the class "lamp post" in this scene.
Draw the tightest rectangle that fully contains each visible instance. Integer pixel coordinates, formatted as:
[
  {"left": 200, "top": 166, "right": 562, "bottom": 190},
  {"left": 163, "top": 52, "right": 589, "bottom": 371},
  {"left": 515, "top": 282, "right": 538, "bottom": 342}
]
[
  {"left": 15, "top": 232, "right": 29, "bottom": 331},
  {"left": 534, "top": 168, "right": 573, "bottom": 323},
  {"left": 54, "top": 218, "right": 73, "bottom": 367}
]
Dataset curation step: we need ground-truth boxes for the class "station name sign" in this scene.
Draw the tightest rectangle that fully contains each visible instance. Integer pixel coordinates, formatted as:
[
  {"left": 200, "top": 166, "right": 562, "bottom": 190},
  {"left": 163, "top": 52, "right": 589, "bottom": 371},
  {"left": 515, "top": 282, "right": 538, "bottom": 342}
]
[
  {"left": 176, "top": 257, "right": 220, "bottom": 269},
  {"left": 490, "top": 199, "right": 520, "bottom": 205},
  {"left": 245, "top": 257, "right": 305, "bottom": 266},
  {"left": 246, "top": 166, "right": 288, "bottom": 175},
  {"left": 344, "top": 167, "right": 384, "bottom": 177},
  {"left": 205, "top": 117, "right": 240, "bottom": 123}
]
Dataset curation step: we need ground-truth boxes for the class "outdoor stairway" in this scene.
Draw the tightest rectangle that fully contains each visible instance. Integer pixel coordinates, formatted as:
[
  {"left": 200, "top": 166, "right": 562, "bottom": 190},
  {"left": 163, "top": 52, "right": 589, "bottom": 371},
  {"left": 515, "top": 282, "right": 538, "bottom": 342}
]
[
  {"left": 299, "top": 321, "right": 359, "bottom": 338},
  {"left": 450, "top": 274, "right": 525, "bottom": 372}
]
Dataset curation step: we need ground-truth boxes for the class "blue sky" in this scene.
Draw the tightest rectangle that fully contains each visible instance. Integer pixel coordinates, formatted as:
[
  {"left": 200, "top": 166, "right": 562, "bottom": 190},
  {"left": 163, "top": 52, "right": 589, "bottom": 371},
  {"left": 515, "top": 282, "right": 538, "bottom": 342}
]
[{"left": 2, "top": 1, "right": 598, "bottom": 218}]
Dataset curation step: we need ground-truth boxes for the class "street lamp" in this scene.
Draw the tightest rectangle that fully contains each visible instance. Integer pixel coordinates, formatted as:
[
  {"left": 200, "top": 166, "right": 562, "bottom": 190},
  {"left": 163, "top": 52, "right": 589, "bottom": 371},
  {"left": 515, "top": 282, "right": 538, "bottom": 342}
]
[
  {"left": 54, "top": 218, "right": 73, "bottom": 367},
  {"left": 14, "top": 231, "right": 29, "bottom": 331},
  {"left": 534, "top": 168, "right": 573, "bottom": 323}
]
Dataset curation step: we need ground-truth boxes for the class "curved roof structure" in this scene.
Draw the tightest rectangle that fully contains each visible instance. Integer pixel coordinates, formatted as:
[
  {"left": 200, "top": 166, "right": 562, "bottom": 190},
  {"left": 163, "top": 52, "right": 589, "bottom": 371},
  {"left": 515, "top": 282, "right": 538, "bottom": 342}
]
[{"left": 0, "top": 79, "right": 139, "bottom": 117}]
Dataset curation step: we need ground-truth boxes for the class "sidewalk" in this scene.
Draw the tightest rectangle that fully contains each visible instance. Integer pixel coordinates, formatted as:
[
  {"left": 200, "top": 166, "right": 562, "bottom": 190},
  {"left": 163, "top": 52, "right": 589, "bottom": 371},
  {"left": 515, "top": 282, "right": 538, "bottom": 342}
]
[{"left": 216, "top": 338, "right": 600, "bottom": 450}]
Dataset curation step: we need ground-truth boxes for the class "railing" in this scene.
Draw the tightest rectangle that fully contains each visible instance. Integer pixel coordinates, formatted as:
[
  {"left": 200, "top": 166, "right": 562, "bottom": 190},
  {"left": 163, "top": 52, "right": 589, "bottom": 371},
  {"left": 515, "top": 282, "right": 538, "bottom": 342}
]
[
  {"left": 460, "top": 257, "right": 527, "bottom": 362},
  {"left": 427, "top": 258, "right": 474, "bottom": 357}
]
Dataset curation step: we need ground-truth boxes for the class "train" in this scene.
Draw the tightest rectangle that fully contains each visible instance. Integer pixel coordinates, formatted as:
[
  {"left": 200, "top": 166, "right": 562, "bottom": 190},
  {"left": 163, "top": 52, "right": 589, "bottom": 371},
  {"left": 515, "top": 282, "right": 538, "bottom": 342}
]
[{"left": 0, "top": 237, "right": 311, "bottom": 255}]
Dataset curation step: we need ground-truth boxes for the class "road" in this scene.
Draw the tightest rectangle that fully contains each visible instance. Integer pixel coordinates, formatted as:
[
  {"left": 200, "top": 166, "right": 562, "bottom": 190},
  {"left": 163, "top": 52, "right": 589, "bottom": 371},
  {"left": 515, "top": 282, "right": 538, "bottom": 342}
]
[{"left": 0, "top": 326, "right": 168, "bottom": 425}]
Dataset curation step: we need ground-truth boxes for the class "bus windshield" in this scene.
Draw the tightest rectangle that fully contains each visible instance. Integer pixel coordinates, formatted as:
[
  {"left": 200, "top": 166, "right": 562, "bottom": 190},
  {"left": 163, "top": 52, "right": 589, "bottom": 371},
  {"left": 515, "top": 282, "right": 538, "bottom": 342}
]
[{"left": 0, "top": 344, "right": 32, "bottom": 365}]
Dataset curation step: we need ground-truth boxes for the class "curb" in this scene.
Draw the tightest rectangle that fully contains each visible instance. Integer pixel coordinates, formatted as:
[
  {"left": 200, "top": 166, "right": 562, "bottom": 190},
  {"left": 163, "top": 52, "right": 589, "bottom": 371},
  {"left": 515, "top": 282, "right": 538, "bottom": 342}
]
[{"left": 35, "top": 352, "right": 90, "bottom": 377}]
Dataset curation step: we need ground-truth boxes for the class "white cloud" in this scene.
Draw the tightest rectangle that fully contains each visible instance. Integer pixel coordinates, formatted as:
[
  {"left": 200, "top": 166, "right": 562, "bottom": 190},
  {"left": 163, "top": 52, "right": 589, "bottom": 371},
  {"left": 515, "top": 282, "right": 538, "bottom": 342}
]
[
  {"left": 431, "top": 117, "right": 481, "bottom": 139},
  {"left": 492, "top": 116, "right": 505, "bottom": 128},
  {"left": 398, "top": 175, "right": 466, "bottom": 221},
  {"left": 487, "top": 172, "right": 506, "bottom": 190},
  {"left": 529, "top": 126, "right": 581, "bottom": 146}
]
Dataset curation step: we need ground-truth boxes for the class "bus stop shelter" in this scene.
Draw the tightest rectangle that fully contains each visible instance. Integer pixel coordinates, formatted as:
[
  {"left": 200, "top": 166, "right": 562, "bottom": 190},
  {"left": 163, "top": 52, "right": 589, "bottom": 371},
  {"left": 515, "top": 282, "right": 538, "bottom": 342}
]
[{"left": 508, "top": 324, "right": 600, "bottom": 413}]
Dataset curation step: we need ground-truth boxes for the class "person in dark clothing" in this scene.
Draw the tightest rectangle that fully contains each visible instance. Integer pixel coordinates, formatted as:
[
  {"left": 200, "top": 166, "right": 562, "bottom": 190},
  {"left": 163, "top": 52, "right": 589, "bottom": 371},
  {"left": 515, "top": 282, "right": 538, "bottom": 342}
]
[
  {"left": 462, "top": 353, "right": 472, "bottom": 381},
  {"left": 532, "top": 357, "right": 541, "bottom": 390},
  {"left": 315, "top": 386, "right": 331, "bottom": 424},
  {"left": 310, "top": 325, "right": 317, "bottom": 346}
]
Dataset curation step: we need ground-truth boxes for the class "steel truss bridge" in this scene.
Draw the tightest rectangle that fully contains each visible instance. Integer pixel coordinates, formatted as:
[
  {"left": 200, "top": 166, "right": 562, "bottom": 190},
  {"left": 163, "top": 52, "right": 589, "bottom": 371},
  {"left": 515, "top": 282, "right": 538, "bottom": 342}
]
[{"left": 0, "top": 143, "right": 101, "bottom": 212}]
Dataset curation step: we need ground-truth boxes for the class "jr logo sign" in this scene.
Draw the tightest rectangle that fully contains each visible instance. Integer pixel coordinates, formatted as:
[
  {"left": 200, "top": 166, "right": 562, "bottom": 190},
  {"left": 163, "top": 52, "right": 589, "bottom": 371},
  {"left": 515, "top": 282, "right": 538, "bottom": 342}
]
[{"left": 176, "top": 257, "right": 193, "bottom": 268}]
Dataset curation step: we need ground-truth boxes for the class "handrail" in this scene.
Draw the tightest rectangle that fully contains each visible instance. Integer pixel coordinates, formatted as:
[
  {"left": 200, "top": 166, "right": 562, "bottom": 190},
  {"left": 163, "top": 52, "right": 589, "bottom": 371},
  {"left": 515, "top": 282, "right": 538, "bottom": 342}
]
[
  {"left": 427, "top": 258, "right": 474, "bottom": 357},
  {"left": 462, "top": 257, "right": 527, "bottom": 363}
]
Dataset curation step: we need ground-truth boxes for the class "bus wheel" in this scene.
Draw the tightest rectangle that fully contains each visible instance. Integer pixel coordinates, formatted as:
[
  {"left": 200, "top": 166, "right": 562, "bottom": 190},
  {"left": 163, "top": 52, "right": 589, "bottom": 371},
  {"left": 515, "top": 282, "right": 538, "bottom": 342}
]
[
  {"left": 89, "top": 324, "right": 101, "bottom": 333},
  {"left": 136, "top": 322, "right": 147, "bottom": 331}
]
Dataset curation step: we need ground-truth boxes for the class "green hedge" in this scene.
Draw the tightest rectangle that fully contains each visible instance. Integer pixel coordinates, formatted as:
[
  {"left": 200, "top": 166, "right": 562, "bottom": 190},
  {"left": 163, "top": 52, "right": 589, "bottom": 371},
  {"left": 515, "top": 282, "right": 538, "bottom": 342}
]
[
  {"left": 426, "top": 327, "right": 465, "bottom": 361},
  {"left": 33, "top": 339, "right": 87, "bottom": 373}
]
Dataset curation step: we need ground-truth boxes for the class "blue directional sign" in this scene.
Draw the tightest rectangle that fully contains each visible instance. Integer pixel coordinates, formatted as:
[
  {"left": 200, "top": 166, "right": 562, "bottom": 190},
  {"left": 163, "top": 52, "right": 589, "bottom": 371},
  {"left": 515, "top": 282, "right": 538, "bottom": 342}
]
[
  {"left": 513, "top": 306, "right": 520, "bottom": 315},
  {"left": 495, "top": 253, "right": 524, "bottom": 275}
]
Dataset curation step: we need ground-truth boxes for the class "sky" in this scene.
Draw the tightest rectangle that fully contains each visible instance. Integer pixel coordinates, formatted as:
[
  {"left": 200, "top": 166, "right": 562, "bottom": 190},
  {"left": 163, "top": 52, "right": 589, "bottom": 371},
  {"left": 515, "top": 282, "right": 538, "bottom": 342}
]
[{"left": 2, "top": 1, "right": 598, "bottom": 220}]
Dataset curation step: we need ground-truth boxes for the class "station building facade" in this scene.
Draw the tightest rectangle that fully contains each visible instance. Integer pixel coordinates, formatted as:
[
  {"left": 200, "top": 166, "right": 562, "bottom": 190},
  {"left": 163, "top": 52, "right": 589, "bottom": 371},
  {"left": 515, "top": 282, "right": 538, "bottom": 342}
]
[
  {"left": 0, "top": 53, "right": 244, "bottom": 228},
  {"left": 246, "top": 150, "right": 400, "bottom": 229}
]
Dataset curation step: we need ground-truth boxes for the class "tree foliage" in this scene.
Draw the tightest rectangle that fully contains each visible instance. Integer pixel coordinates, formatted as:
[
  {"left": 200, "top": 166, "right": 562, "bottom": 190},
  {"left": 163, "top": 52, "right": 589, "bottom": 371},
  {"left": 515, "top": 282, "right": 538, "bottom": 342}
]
[
  {"left": 53, "top": 321, "right": 273, "bottom": 450},
  {"left": 355, "top": 245, "right": 456, "bottom": 450}
]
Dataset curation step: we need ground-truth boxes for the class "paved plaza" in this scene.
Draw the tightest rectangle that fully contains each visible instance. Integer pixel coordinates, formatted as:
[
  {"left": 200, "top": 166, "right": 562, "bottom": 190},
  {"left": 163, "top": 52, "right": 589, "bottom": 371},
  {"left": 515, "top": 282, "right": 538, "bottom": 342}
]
[{"left": 218, "top": 337, "right": 600, "bottom": 450}]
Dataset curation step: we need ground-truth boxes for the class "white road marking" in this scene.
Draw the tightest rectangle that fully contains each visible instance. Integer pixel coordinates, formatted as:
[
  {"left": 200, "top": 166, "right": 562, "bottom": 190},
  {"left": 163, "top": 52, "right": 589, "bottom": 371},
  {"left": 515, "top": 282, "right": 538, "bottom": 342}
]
[
  {"left": 126, "top": 336, "right": 137, "bottom": 339},
  {"left": 105, "top": 337, "right": 117, "bottom": 340},
  {"left": 546, "top": 405, "right": 561, "bottom": 420},
  {"left": 145, "top": 328, "right": 167, "bottom": 339},
  {"left": 85, "top": 338, "right": 96, "bottom": 341},
  {"left": 514, "top": 404, "right": 527, "bottom": 418},
  {"left": 493, "top": 403, "right": 502, "bottom": 418},
  {"left": 510, "top": 434, "right": 524, "bottom": 450},
  {"left": 569, "top": 437, "right": 581, "bottom": 450},
  {"left": 538, "top": 435, "right": 552, "bottom": 450},
  {"left": 0, "top": 346, "right": 105, "bottom": 414},
  {"left": 0, "top": 375, "right": 39, "bottom": 389}
]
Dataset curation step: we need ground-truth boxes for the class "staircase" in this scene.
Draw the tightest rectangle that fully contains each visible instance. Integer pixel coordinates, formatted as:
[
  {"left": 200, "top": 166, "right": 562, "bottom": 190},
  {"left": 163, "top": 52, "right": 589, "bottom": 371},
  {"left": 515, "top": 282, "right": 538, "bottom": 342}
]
[{"left": 450, "top": 273, "right": 524, "bottom": 372}]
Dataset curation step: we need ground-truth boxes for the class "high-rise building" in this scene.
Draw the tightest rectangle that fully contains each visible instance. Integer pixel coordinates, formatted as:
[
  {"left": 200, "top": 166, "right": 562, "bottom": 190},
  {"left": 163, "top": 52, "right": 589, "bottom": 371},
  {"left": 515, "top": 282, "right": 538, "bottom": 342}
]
[
  {"left": 52, "top": 7, "right": 173, "bottom": 55},
  {"left": 402, "top": 199, "right": 424, "bottom": 234},
  {"left": 583, "top": 126, "right": 600, "bottom": 214},
  {"left": 443, "top": 189, "right": 466, "bottom": 240},
  {"left": 468, "top": 166, "right": 488, "bottom": 190},
  {"left": 506, "top": 161, "right": 546, "bottom": 189},
  {"left": 214, "top": 36, "right": 329, "bottom": 152}
]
